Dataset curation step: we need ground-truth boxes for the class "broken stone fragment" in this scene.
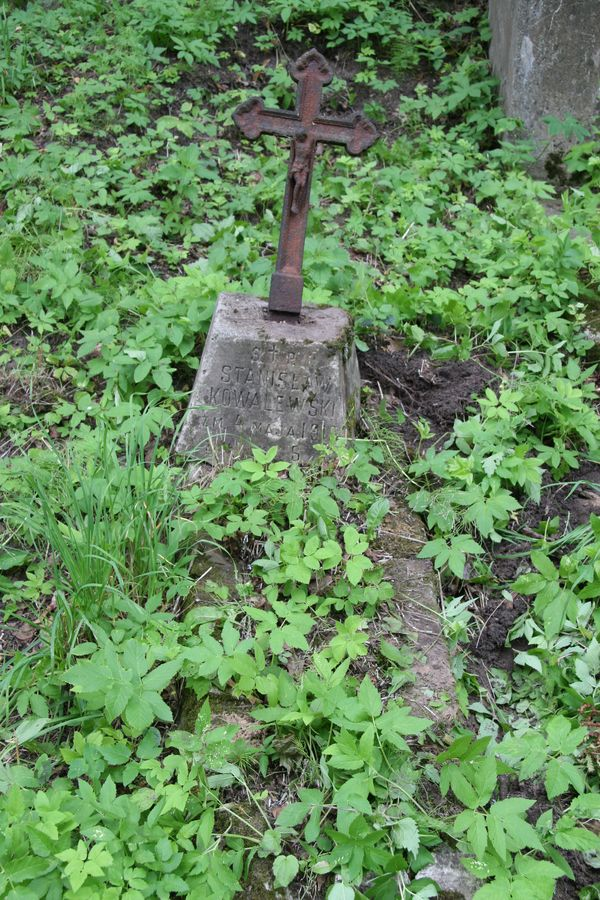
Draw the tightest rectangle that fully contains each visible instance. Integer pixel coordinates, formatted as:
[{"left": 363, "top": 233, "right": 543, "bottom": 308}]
[{"left": 417, "top": 845, "right": 479, "bottom": 900}]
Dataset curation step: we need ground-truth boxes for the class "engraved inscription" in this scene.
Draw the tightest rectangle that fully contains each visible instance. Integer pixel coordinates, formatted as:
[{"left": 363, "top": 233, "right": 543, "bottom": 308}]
[
  {"left": 201, "top": 346, "right": 337, "bottom": 427},
  {"left": 193, "top": 412, "right": 324, "bottom": 441},
  {"left": 177, "top": 295, "right": 361, "bottom": 463},
  {"left": 203, "top": 384, "right": 336, "bottom": 417}
]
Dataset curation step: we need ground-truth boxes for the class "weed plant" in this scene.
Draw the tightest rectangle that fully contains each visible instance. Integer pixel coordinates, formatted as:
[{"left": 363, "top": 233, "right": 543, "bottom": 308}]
[{"left": 1, "top": 0, "right": 599, "bottom": 897}]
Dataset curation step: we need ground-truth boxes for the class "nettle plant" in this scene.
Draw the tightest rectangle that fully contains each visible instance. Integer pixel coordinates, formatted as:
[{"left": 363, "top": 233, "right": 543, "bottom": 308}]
[
  {"left": 409, "top": 361, "right": 600, "bottom": 577},
  {"left": 437, "top": 732, "right": 600, "bottom": 899},
  {"left": 184, "top": 443, "right": 393, "bottom": 620},
  {"left": 508, "top": 524, "right": 600, "bottom": 708},
  {"left": 2, "top": 0, "right": 600, "bottom": 896},
  {"left": 2, "top": 436, "right": 600, "bottom": 899}
]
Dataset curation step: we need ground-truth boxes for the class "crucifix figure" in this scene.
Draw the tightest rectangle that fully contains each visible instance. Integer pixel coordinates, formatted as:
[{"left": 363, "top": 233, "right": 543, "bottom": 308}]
[{"left": 234, "top": 49, "right": 378, "bottom": 315}]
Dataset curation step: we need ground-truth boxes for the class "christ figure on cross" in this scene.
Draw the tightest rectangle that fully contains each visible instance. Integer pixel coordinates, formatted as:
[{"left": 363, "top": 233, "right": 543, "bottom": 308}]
[
  {"left": 290, "top": 131, "right": 314, "bottom": 215},
  {"left": 234, "top": 49, "right": 378, "bottom": 316}
]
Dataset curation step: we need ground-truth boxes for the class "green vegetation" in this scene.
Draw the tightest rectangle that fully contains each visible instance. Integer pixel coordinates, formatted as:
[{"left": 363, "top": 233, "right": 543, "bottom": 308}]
[{"left": 1, "top": 0, "right": 599, "bottom": 897}]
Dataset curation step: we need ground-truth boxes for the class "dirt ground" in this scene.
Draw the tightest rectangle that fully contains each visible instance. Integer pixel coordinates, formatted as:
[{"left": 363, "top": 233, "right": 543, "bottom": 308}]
[{"left": 360, "top": 339, "right": 497, "bottom": 440}]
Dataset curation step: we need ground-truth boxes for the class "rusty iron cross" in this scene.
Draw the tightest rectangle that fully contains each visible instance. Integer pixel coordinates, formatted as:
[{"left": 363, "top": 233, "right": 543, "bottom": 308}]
[{"left": 234, "top": 49, "right": 378, "bottom": 315}]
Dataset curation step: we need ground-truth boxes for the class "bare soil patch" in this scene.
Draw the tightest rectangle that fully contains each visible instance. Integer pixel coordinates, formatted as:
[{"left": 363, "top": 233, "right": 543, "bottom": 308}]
[{"left": 359, "top": 339, "right": 498, "bottom": 447}]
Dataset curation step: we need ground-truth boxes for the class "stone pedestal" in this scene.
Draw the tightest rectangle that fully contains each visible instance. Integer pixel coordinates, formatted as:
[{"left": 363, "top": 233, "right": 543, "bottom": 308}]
[
  {"left": 489, "top": 0, "right": 600, "bottom": 172},
  {"left": 176, "top": 293, "right": 360, "bottom": 462}
]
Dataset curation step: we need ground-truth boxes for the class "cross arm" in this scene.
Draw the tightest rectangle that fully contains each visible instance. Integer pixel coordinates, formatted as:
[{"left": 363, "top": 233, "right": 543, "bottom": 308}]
[
  {"left": 312, "top": 113, "right": 378, "bottom": 155},
  {"left": 233, "top": 97, "right": 300, "bottom": 140}
]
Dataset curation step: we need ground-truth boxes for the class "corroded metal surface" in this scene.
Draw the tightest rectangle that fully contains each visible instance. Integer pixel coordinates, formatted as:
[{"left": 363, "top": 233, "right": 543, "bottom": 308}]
[{"left": 234, "top": 49, "right": 378, "bottom": 315}]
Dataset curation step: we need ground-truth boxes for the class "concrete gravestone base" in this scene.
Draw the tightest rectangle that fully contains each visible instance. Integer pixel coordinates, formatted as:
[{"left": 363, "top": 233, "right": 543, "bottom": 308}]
[{"left": 176, "top": 292, "right": 361, "bottom": 463}]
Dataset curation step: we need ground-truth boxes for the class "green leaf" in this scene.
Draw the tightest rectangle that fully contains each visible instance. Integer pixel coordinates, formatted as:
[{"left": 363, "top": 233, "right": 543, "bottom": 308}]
[
  {"left": 142, "top": 658, "right": 182, "bottom": 693},
  {"left": 133, "top": 360, "right": 152, "bottom": 382},
  {"left": 544, "top": 758, "right": 568, "bottom": 799},
  {"left": 473, "top": 879, "right": 511, "bottom": 900},
  {"left": 105, "top": 683, "right": 132, "bottom": 721},
  {"left": 13, "top": 717, "right": 51, "bottom": 744},
  {"left": 569, "top": 793, "right": 600, "bottom": 818},
  {"left": 468, "top": 812, "right": 488, "bottom": 860},
  {"left": 449, "top": 767, "right": 479, "bottom": 808},
  {"left": 124, "top": 695, "right": 155, "bottom": 735},
  {"left": 152, "top": 367, "right": 172, "bottom": 391},
  {"left": 554, "top": 823, "right": 600, "bottom": 852},
  {"left": 392, "top": 817, "right": 420, "bottom": 857},
  {"left": 276, "top": 802, "right": 310, "bottom": 828},
  {"left": 309, "top": 486, "right": 339, "bottom": 520},
  {"left": 315, "top": 539, "right": 343, "bottom": 568},
  {"left": 366, "top": 497, "right": 390, "bottom": 529},
  {"left": 417, "top": 538, "right": 447, "bottom": 560},
  {"left": 346, "top": 554, "right": 373, "bottom": 585},
  {"left": 273, "top": 855, "right": 299, "bottom": 888},
  {"left": 514, "top": 652, "right": 543, "bottom": 673},
  {"left": 328, "top": 885, "right": 355, "bottom": 900},
  {"left": 305, "top": 805, "right": 321, "bottom": 843},
  {"left": 512, "top": 572, "right": 548, "bottom": 594},
  {"left": 447, "top": 544, "right": 467, "bottom": 578},
  {"left": 358, "top": 676, "right": 382, "bottom": 718},
  {"left": 488, "top": 813, "right": 507, "bottom": 862},
  {"left": 146, "top": 691, "right": 174, "bottom": 723},
  {"left": 0, "top": 549, "right": 29, "bottom": 571},
  {"left": 260, "top": 829, "right": 282, "bottom": 855},
  {"left": 3, "top": 856, "right": 56, "bottom": 883},
  {"left": 506, "top": 815, "right": 544, "bottom": 852},
  {"left": 99, "top": 775, "right": 117, "bottom": 807},
  {"left": 513, "top": 855, "right": 565, "bottom": 883},
  {"left": 63, "top": 660, "right": 109, "bottom": 695},
  {"left": 70, "top": 642, "right": 98, "bottom": 657},
  {"left": 530, "top": 550, "right": 557, "bottom": 580},
  {"left": 100, "top": 742, "right": 131, "bottom": 765},
  {"left": 137, "top": 727, "right": 162, "bottom": 759},
  {"left": 378, "top": 704, "right": 431, "bottom": 737},
  {"left": 546, "top": 716, "right": 586, "bottom": 754},
  {"left": 343, "top": 525, "right": 368, "bottom": 555}
]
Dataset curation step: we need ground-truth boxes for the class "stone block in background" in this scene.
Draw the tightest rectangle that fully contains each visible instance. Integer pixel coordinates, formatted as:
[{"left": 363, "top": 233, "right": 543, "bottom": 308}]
[
  {"left": 176, "top": 292, "right": 360, "bottom": 463},
  {"left": 489, "top": 0, "right": 600, "bottom": 173}
]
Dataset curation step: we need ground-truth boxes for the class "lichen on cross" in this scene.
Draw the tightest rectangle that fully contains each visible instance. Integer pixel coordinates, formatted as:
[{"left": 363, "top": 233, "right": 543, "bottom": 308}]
[{"left": 234, "top": 49, "right": 378, "bottom": 316}]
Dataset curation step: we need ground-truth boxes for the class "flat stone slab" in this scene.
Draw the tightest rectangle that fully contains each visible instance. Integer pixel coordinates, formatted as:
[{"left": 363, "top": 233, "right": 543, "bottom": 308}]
[
  {"left": 378, "top": 500, "right": 459, "bottom": 726},
  {"left": 176, "top": 292, "right": 360, "bottom": 463}
]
